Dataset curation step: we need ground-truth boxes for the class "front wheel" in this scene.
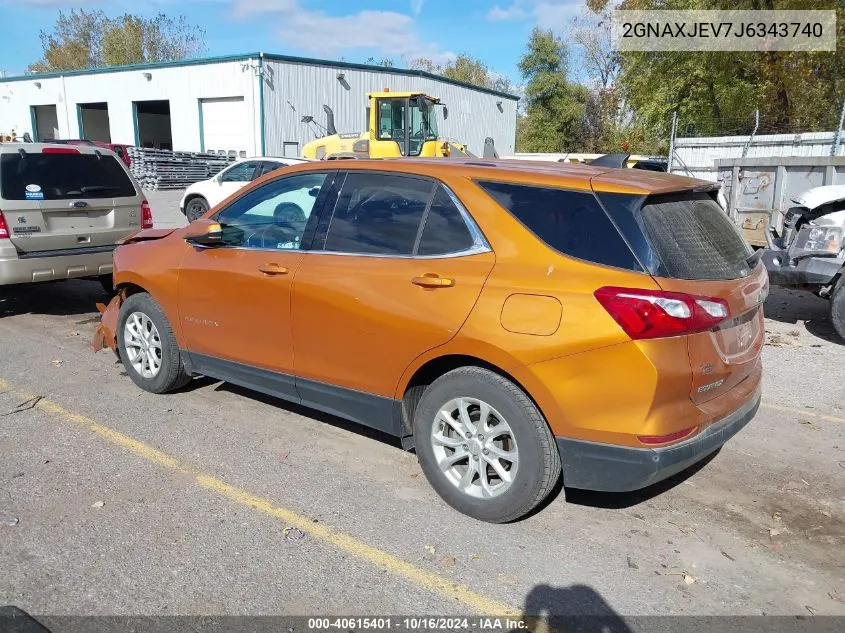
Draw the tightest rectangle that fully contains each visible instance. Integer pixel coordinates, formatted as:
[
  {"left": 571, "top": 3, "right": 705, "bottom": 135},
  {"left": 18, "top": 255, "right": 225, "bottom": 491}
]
[
  {"left": 116, "top": 292, "right": 191, "bottom": 393},
  {"left": 185, "top": 197, "right": 209, "bottom": 222},
  {"left": 413, "top": 367, "right": 561, "bottom": 523}
]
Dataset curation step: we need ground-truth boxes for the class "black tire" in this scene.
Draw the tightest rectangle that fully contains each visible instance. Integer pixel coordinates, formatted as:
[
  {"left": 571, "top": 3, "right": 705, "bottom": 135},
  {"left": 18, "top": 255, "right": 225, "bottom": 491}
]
[
  {"left": 116, "top": 292, "right": 191, "bottom": 393},
  {"left": 413, "top": 367, "right": 561, "bottom": 523},
  {"left": 98, "top": 274, "right": 115, "bottom": 296},
  {"left": 830, "top": 274, "right": 845, "bottom": 342},
  {"left": 185, "top": 197, "right": 209, "bottom": 222}
]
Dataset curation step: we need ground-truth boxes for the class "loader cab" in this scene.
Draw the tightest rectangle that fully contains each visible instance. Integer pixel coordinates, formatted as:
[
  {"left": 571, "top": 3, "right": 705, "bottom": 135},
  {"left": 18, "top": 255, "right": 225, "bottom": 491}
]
[{"left": 367, "top": 91, "right": 448, "bottom": 158}]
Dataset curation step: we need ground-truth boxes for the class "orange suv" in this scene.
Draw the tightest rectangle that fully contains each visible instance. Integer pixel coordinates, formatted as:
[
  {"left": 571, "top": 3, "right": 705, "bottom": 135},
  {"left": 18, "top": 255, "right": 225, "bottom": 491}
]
[{"left": 93, "top": 159, "right": 766, "bottom": 522}]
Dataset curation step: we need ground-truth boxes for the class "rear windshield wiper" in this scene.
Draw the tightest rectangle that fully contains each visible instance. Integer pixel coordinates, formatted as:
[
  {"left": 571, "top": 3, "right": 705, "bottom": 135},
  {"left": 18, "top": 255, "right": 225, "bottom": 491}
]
[
  {"left": 746, "top": 248, "right": 764, "bottom": 268},
  {"left": 80, "top": 185, "right": 121, "bottom": 193}
]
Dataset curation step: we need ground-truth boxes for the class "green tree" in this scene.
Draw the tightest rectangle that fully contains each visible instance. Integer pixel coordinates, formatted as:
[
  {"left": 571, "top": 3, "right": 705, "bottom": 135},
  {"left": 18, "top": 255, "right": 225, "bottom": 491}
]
[
  {"left": 409, "top": 55, "right": 514, "bottom": 93},
  {"left": 29, "top": 9, "right": 206, "bottom": 72},
  {"left": 516, "top": 28, "right": 590, "bottom": 152},
  {"left": 614, "top": 0, "right": 845, "bottom": 138}
]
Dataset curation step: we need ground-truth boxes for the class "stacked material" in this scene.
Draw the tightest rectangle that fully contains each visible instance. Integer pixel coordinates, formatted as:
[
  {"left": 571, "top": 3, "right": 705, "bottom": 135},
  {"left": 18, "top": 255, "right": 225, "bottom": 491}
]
[{"left": 128, "top": 148, "right": 236, "bottom": 190}]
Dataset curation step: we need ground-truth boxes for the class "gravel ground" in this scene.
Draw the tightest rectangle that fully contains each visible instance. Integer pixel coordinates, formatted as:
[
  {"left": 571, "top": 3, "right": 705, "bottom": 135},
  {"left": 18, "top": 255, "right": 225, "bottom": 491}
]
[{"left": 0, "top": 215, "right": 843, "bottom": 621}]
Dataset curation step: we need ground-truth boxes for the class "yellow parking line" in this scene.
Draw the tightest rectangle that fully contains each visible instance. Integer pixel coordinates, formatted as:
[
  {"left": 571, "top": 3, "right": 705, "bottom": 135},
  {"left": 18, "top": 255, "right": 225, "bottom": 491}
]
[
  {"left": 761, "top": 402, "right": 845, "bottom": 425},
  {"left": 0, "top": 378, "right": 518, "bottom": 616}
]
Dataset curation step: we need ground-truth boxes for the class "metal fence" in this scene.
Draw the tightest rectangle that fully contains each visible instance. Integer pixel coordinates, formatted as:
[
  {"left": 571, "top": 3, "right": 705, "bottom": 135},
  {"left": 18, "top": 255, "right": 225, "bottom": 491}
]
[{"left": 668, "top": 101, "right": 845, "bottom": 182}]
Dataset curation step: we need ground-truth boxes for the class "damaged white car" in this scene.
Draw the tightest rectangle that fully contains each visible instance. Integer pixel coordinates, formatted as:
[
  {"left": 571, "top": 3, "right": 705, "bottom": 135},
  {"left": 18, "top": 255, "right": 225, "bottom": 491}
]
[{"left": 763, "top": 184, "right": 845, "bottom": 339}]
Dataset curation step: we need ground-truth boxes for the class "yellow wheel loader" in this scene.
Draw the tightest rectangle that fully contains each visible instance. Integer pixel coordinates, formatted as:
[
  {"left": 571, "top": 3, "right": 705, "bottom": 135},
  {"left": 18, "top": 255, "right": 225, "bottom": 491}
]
[{"left": 302, "top": 91, "right": 477, "bottom": 160}]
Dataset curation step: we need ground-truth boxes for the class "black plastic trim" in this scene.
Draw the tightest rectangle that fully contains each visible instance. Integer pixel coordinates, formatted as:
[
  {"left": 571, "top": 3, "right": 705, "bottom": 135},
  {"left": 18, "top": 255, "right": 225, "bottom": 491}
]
[
  {"left": 17, "top": 244, "right": 117, "bottom": 259},
  {"left": 183, "top": 352, "right": 401, "bottom": 436}
]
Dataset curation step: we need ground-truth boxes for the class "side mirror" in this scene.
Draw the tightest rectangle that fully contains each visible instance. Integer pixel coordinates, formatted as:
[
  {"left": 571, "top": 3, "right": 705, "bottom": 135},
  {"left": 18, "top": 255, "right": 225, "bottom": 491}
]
[{"left": 184, "top": 219, "right": 223, "bottom": 247}]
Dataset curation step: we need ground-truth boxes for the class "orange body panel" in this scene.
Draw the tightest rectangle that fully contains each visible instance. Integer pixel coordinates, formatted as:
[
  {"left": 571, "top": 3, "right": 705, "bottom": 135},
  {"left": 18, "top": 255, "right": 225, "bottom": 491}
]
[
  {"left": 291, "top": 251, "right": 495, "bottom": 397},
  {"left": 97, "top": 158, "right": 762, "bottom": 457}
]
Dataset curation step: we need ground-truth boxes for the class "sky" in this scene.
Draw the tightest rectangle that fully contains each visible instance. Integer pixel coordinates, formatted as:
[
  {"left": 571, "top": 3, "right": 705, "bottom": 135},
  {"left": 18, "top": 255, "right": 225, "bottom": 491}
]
[{"left": 0, "top": 0, "right": 586, "bottom": 82}]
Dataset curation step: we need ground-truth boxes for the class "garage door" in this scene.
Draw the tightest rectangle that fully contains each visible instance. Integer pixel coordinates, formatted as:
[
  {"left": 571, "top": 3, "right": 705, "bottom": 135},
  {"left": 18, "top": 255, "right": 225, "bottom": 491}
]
[{"left": 200, "top": 97, "right": 248, "bottom": 154}]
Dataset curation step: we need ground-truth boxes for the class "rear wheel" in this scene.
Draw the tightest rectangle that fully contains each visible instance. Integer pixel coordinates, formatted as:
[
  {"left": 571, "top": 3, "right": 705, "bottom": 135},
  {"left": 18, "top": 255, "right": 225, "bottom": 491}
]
[
  {"left": 830, "top": 275, "right": 845, "bottom": 342},
  {"left": 185, "top": 197, "right": 209, "bottom": 222},
  {"left": 413, "top": 367, "right": 561, "bottom": 523},
  {"left": 116, "top": 292, "right": 190, "bottom": 393}
]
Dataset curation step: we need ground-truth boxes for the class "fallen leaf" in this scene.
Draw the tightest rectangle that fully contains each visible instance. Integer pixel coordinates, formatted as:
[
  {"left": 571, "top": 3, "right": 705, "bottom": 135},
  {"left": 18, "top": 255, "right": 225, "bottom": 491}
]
[
  {"left": 721, "top": 551, "right": 735, "bottom": 562},
  {"left": 69, "top": 331, "right": 80, "bottom": 337},
  {"left": 425, "top": 544, "right": 436, "bottom": 556},
  {"left": 91, "top": 501, "right": 105, "bottom": 508},
  {"left": 282, "top": 526, "right": 305, "bottom": 541},
  {"left": 828, "top": 590, "right": 845, "bottom": 604},
  {"left": 805, "top": 605, "right": 816, "bottom": 616},
  {"left": 626, "top": 556, "right": 639, "bottom": 570},
  {"left": 410, "top": 472, "right": 419, "bottom": 478},
  {"left": 772, "top": 510, "right": 782, "bottom": 522},
  {"left": 769, "top": 527, "right": 785, "bottom": 537},
  {"left": 441, "top": 555, "right": 455, "bottom": 567},
  {"left": 798, "top": 419, "right": 821, "bottom": 431},
  {"left": 51, "top": 359, "right": 63, "bottom": 367},
  {"left": 470, "top": 554, "right": 480, "bottom": 561},
  {"left": 683, "top": 573, "right": 697, "bottom": 585}
]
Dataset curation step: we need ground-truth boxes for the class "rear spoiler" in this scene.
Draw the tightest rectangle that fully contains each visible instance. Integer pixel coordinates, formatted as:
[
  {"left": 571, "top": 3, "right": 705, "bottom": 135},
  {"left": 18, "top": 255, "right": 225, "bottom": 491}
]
[{"left": 587, "top": 153, "right": 669, "bottom": 172}]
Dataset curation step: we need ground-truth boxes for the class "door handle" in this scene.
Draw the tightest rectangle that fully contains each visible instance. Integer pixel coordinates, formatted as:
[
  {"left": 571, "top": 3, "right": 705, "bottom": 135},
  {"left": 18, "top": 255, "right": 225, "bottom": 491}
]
[
  {"left": 258, "top": 263, "right": 290, "bottom": 276},
  {"left": 412, "top": 274, "right": 454, "bottom": 288}
]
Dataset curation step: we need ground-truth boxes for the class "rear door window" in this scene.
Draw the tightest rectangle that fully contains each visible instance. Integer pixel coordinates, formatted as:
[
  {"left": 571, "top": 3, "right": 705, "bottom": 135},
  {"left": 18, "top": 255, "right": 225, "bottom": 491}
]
[
  {"left": 639, "top": 193, "right": 752, "bottom": 280},
  {"left": 417, "top": 186, "right": 476, "bottom": 256},
  {"left": 476, "top": 180, "right": 641, "bottom": 271},
  {"left": 323, "top": 172, "right": 434, "bottom": 256},
  {"left": 0, "top": 152, "right": 136, "bottom": 200}
]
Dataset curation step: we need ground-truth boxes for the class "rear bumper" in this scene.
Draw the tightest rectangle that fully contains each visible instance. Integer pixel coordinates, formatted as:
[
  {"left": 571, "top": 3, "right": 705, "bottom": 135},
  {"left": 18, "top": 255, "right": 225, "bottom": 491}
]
[
  {"left": 0, "top": 241, "right": 114, "bottom": 285},
  {"left": 556, "top": 385, "right": 761, "bottom": 492}
]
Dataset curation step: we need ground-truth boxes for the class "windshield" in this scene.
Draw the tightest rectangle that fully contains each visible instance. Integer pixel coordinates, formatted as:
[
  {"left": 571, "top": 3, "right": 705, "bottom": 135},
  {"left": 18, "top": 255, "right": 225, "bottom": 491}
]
[{"left": 410, "top": 98, "right": 438, "bottom": 140}]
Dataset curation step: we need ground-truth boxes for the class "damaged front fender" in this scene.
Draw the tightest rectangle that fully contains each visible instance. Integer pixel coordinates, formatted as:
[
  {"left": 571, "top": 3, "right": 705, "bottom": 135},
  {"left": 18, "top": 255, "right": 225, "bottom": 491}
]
[{"left": 92, "top": 292, "right": 124, "bottom": 353}]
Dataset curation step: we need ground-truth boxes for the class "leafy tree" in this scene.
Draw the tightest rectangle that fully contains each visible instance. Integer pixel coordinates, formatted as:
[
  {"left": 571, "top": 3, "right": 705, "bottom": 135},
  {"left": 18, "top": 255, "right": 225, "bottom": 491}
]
[
  {"left": 613, "top": 0, "right": 845, "bottom": 137},
  {"left": 516, "top": 28, "right": 591, "bottom": 152},
  {"left": 409, "top": 55, "right": 514, "bottom": 93},
  {"left": 29, "top": 9, "right": 206, "bottom": 72},
  {"left": 365, "top": 57, "right": 395, "bottom": 68}
]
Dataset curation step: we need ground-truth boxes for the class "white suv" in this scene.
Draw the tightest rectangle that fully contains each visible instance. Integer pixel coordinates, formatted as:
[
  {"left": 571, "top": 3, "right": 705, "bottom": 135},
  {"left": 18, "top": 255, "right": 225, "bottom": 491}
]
[
  {"left": 0, "top": 143, "right": 150, "bottom": 292},
  {"left": 180, "top": 157, "right": 309, "bottom": 222}
]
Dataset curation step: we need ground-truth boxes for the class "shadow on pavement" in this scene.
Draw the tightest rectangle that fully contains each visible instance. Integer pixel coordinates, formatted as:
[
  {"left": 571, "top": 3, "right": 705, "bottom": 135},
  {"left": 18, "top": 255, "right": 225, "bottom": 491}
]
[
  {"left": 0, "top": 279, "right": 107, "bottom": 319},
  {"left": 764, "top": 286, "right": 843, "bottom": 345},
  {"left": 514, "top": 584, "right": 632, "bottom": 633}
]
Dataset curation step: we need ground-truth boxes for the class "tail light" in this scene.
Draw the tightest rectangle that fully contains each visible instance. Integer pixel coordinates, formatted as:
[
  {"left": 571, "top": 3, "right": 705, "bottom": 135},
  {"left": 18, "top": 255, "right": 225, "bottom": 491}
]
[
  {"left": 141, "top": 200, "right": 153, "bottom": 229},
  {"left": 594, "top": 286, "right": 729, "bottom": 340},
  {"left": 42, "top": 147, "right": 79, "bottom": 154},
  {"left": 0, "top": 211, "right": 9, "bottom": 239}
]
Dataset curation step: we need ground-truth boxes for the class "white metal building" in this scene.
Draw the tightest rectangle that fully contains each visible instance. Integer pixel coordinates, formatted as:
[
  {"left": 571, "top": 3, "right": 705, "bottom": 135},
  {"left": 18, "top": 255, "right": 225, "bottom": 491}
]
[{"left": 0, "top": 52, "right": 518, "bottom": 159}]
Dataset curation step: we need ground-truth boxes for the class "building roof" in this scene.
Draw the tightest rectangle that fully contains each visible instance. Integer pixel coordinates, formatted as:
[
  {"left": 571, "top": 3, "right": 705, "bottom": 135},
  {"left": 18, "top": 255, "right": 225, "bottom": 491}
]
[{"left": 0, "top": 52, "right": 520, "bottom": 101}]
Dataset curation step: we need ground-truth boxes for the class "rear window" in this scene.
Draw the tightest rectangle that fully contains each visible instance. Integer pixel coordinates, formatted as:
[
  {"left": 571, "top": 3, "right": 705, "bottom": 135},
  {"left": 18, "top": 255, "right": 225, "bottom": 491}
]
[
  {"left": 640, "top": 194, "right": 752, "bottom": 280},
  {"left": 0, "top": 152, "right": 136, "bottom": 200},
  {"left": 476, "top": 180, "right": 642, "bottom": 271}
]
